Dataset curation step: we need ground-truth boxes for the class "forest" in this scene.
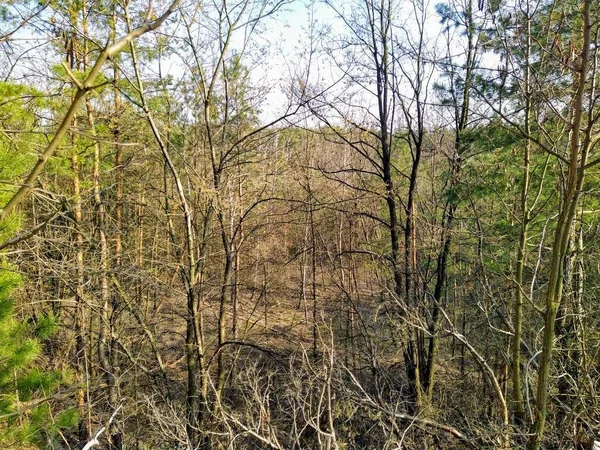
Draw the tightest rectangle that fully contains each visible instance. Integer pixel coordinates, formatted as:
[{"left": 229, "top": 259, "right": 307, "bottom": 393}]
[{"left": 1, "top": 0, "right": 600, "bottom": 448}]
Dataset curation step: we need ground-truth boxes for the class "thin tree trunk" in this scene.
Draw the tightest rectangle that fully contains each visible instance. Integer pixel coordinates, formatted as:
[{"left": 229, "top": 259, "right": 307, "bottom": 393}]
[
  {"left": 527, "top": 3, "right": 592, "bottom": 447},
  {"left": 127, "top": 29, "right": 205, "bottom": 447},
  {"left": 513, "top": 12, "right": 532, "bottom": 424},
  {"left": 72, "top": 131, "right": 89, "bottom": 444},
  {"left": 87, "top": 99, "right": 118, "bottom": 444},
  {"left": 0, "top": 0, "right": 181, "bottom": 220}
]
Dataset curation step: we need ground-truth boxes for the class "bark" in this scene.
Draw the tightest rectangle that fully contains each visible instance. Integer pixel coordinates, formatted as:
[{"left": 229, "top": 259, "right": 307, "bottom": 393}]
[
  {"left": 423, "top": 0, "right": 476, "bottom": 406},
  {"left": 512, "top": 10, "right": 532, "bottom": 425},
  {"left": 65, "top": 29, "right": 89, "bottom": 442},
  {"left": 0, "top": 0, "right": 181, "bottom": 219},
  {"left": 127, "top": 23, "right": 206, "bottom": 446},
  {"left": 86, "top": 99, "right": 118, "bottom": 445},
  {"left": 527, "top": 3, "right": 592, "bottom": 448},
  {"left": 72, "top": 131, "right": 89, "bottom": 444}
]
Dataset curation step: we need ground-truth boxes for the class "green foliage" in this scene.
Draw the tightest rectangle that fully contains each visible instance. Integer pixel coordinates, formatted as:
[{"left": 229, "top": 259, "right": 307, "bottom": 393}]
[
  {"left": 0, "top": 261, "right": 74, "bottom": 448},
  {"left": 0, "top": 213, "right": 21, "bottom": 243},
  {"left": 0, "top": 82, "right": 48, "bottom": 211},
  {"left": 211, "top": 54, "right": 261, "bottom": 133},
  {"left": 33, "top": 314, "right": 57, "bottom": 340},
  {"left": 51, "top": 63, "right": 109, "bottom": 95},
  {"left": 0, "top": 81, "right": 74, "bottom": 448}
]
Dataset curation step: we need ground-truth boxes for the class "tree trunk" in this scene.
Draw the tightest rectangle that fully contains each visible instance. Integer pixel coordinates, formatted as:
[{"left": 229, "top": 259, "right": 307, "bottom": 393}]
[{"left": 527, "top": 3, "right": 592, "bottom": 447}]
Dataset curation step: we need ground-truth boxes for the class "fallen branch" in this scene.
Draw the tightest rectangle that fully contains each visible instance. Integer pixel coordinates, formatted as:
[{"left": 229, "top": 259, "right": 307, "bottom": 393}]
[{"left": 82, "top": 404, "right": 123, "bottom": 450}]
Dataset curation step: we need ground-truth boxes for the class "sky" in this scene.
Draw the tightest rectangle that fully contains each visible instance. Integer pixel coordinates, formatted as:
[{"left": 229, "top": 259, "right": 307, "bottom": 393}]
[
  {"left": 234, "top": 0, "right": 454, "bottom": 124},
  {"left": 0, "top": 0, "right": 475, "bottom": 126},
  {"left": 241, "top": 0, "right": 340, "bottom": 123}
]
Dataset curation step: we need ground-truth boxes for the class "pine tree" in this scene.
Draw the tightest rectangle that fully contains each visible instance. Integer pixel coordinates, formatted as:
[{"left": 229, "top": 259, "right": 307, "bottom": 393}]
[{"left": 0, "top": 81, "right": 77, "bottom": 449}]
